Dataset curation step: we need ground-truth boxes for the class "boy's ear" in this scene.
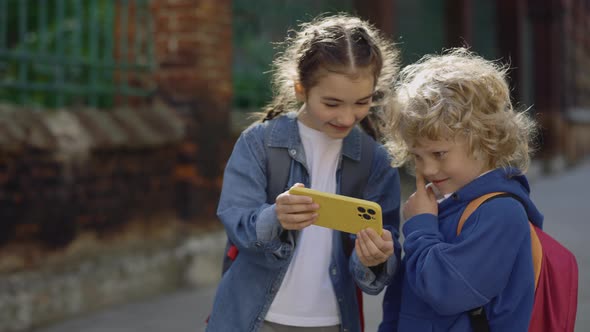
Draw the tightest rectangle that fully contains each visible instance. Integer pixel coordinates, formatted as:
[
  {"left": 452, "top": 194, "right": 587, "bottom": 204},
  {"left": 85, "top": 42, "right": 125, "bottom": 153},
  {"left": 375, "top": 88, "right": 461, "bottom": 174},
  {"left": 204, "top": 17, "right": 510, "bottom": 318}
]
[{"left": 294, "top": 82, "right": 306, "bottom": 102}]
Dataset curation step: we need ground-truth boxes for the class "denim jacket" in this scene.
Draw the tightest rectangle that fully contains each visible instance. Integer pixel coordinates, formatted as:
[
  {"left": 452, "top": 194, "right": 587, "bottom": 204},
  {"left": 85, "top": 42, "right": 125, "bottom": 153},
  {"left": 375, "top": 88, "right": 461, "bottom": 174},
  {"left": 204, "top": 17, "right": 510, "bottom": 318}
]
[{"left": 207, "top": 113, "right": 401, "bottom": 332}]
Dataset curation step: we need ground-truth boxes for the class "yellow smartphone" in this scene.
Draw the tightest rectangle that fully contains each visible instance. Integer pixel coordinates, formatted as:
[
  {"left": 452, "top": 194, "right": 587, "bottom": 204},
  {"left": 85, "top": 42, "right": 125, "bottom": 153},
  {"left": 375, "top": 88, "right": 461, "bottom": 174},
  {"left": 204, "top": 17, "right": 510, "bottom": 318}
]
[{"left": 289, "top": 187, "right": 383, "bottom": 235}]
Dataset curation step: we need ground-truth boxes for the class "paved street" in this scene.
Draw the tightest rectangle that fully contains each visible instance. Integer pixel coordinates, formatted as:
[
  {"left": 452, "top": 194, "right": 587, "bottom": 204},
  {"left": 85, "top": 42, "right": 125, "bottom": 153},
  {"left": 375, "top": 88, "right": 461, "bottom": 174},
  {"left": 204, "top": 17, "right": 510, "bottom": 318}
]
[
  {"left": 33, "top": 282, "right": 385, "bottom": 332},
  {"left": 35, "top": 159, "right": 590, "bottom": 332}
]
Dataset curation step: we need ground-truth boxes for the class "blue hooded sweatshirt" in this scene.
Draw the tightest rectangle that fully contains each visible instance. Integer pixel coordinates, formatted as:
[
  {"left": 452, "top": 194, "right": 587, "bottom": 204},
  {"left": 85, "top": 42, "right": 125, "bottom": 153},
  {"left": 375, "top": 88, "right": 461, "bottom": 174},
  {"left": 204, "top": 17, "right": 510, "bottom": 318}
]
[{"left": 379, "top": 167, "right": 543, "bottom": 332}]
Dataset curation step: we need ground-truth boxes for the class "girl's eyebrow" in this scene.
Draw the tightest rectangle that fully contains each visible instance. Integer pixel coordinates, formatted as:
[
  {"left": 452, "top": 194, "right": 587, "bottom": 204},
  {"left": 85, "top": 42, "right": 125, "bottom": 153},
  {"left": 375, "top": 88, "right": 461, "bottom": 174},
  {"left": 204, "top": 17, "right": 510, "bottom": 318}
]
[{"left": 321, "top": 94, "right": 374, "bottom": 102}]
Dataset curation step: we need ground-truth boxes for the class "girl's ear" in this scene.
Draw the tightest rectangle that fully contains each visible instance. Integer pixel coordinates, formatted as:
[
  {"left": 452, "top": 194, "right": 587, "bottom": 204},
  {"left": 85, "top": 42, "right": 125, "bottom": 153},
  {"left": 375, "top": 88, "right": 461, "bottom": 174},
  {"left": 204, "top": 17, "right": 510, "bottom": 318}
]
[{"left": 294, "top": 82, "right": 306, "bottom": 102}]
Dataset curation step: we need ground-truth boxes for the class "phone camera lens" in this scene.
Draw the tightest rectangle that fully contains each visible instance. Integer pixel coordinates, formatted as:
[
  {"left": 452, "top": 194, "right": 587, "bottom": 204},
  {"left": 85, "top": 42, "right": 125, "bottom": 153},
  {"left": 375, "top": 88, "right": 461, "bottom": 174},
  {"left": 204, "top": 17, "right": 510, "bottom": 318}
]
[
  {"left": 357, "top": 207, "right": 366, "bottom": 213},
  {"left": 362, "top": 214, "right": 371, "bottom": 220},
  {"left": 367, "top": 209, "right": 376, "bottom": 215}
]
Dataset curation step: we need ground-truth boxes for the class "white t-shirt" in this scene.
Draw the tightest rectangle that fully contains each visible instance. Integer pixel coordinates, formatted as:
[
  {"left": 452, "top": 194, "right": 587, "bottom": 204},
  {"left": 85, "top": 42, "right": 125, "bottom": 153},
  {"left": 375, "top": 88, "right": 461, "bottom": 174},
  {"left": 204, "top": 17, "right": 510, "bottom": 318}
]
[{"left": 265, "top": 121, "right": 343, "bottom": 327}]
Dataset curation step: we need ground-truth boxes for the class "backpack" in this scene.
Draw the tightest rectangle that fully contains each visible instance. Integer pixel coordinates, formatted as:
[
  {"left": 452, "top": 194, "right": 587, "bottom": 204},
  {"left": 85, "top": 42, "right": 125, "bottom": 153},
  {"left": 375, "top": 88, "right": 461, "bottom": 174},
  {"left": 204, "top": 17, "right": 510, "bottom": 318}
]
[
  {"left": 220, "top": 118, "right": 376, "bottom": 330},
  {"left": 458, "top": 192, "right": 579, "bottom": 332}
]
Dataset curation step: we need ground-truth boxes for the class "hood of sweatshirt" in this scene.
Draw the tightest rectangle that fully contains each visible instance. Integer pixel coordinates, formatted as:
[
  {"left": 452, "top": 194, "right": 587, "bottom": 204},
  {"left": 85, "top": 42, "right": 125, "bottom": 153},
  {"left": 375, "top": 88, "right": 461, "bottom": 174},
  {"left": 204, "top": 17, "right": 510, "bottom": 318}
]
[{"left": 437, "top": 167, "right": 544, "bottom": 229}]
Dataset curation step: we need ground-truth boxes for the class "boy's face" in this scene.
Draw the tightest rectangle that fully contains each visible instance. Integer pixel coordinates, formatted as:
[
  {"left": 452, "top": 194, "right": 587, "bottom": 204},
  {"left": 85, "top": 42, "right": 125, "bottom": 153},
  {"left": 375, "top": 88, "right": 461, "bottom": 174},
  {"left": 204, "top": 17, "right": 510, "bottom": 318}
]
[
  {"left": 409, "top": 136, "right": 491, "bottom": 196},
  {"left": 296, "top": 70, "right": 374, "bottom": 139}
]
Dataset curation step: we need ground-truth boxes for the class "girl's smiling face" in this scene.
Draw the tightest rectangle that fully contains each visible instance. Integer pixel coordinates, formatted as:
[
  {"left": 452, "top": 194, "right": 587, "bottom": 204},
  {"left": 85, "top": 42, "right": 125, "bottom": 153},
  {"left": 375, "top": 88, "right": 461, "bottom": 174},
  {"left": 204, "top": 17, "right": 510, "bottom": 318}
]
[
  {"left": 409, "top": 136, "right": 491, "bottom": 195},
  {"left": 296, "top": 70, "right": 375, "bottom": 139}
]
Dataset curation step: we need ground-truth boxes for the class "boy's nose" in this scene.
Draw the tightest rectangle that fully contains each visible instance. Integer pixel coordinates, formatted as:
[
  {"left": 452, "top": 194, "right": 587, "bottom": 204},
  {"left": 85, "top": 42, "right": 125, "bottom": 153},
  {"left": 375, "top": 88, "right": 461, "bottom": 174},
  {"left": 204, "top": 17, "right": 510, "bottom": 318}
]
[{"left": 421, "top": 162, "right": 438, "bottom": 178}]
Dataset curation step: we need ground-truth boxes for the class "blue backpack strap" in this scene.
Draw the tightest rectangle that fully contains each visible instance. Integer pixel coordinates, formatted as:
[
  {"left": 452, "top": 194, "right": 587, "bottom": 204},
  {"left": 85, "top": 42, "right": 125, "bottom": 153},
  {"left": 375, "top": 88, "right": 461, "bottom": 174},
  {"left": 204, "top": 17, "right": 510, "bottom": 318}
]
[
  {"left": 222, "top": 118, "right": 291, "bottom": 275},
  {"left": 340, "top": 131, "right": 375, "bottom": 257},
  {"left": 341, "top": 131, "right": 374, "bottom": 198},
  {"left": 264, "top": 119, "right": 292, "bottom": 203},
  {"left": 340, "top": 130, "right": 374, "bottom": 332}
]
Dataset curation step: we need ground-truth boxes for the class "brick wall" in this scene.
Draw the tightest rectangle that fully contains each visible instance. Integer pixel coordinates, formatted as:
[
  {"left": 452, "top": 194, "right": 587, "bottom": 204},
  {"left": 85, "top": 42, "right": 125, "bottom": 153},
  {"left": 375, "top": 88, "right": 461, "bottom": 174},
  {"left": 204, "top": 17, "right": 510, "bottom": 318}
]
[
  {"left": 150, "top": 0, "right": 233, "bottom": 223},
  {"left": 0, "top": 105, "right": 183, "bottom": 254},
  {"left": 151, "top": 0, "right": 232, "bottom": 107}
]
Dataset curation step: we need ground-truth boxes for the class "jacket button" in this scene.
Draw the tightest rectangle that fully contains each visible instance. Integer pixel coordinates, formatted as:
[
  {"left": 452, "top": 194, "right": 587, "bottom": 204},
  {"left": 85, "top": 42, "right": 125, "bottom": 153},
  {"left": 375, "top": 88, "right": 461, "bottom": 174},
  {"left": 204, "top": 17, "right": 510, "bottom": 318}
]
[
  {"left": 289, "top": 149, "right": 297, "bottom": 156},
  {"left": 331, "top": 268, "right": 337, "bottom": 275},
  {"left": 255, "top": 242, "right": 262, "bottom": 248}
]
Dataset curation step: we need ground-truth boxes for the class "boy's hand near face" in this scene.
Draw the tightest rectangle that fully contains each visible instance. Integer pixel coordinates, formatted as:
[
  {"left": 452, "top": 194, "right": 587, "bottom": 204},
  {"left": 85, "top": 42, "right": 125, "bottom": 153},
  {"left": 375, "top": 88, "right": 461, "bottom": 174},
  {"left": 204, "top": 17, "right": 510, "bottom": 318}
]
[
  {"left": 275, "top": 183, "right": 319, "bottom": 230},
  {"left": 403, "top": 171, "right": 438, "bottom": 220},
  {"left": 355, "top": 228, "right": 394, "bottom": 267}
]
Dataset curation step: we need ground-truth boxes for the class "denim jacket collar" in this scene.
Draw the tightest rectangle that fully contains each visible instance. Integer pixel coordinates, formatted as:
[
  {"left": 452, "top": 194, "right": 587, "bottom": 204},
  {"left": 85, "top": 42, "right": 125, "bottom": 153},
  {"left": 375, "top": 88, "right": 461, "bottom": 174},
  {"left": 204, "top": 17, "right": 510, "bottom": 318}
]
[{"left": 266, "top": 112, "right": 363, "bottom": 161}]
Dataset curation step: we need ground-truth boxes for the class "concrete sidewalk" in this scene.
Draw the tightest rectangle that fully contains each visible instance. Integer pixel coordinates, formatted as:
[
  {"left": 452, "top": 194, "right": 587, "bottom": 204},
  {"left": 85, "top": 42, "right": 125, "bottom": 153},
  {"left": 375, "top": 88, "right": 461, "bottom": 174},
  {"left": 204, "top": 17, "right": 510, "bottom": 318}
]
[
  {"left": 34, "top": 159, "right": 590, "bottom": 332},
  {"left": 527, "top": 160, "right": 590, "bottom": 331}
]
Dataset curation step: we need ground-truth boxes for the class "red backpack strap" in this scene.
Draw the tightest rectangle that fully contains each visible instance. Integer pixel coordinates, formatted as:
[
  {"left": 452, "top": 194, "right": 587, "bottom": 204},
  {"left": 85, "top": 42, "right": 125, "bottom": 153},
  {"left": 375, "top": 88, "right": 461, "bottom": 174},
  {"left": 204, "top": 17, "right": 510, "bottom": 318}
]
[{"left": 356, "top": 287, "right": 364, "bottom": 332}]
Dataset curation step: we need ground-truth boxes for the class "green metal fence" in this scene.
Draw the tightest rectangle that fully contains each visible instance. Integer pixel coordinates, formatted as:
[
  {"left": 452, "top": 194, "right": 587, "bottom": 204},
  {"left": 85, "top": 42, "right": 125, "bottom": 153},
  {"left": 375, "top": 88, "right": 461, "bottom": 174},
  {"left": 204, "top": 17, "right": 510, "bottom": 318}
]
[{"left": 0, "top": 0, "right": 155, "bottom": 109}]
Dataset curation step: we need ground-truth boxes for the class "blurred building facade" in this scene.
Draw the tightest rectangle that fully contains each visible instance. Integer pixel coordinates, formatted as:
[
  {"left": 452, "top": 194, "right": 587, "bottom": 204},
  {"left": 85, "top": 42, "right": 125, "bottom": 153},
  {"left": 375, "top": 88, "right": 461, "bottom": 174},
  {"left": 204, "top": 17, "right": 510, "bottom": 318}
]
[
  {"left": 0, "top": 0, "right": 588, "bottom": 331},
  {"left": 362, "top": 0, "right": 590, "bottom": 168},
  {"left": 0, "top": 0, "right": 231, "bottom": 330}
]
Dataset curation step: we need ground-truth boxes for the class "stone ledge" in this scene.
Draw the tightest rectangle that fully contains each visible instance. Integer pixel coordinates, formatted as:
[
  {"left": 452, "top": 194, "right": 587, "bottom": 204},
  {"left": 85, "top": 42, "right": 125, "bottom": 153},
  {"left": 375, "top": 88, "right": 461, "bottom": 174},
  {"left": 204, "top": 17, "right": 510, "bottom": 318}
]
[
  {"left": 0, "top": 230, "right": 225, "bottom": 332},
  {"left": 0, "top": 104, "right": 185, "bottom": 155}
]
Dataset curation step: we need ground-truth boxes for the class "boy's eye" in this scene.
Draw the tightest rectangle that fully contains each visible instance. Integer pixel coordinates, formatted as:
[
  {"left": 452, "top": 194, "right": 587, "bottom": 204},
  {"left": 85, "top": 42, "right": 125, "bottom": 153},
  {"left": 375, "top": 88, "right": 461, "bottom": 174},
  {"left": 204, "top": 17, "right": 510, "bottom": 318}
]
[
  {"left": 324, "top": 103, "right": 339, "bottom": 108},
  {"left": 433, "top": 151, "right": 447, "bottom": 158},
  {"left": 356, "top": 101, "right": 369, "bottom": 106}
]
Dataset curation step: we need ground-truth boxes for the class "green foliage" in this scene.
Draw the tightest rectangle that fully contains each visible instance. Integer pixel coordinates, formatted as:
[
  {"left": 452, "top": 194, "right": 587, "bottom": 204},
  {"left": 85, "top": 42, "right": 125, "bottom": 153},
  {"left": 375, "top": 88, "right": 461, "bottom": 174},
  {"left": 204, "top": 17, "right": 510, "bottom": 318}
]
[{"left": 232, "top": 0, "right": 353, "bottom": 110}]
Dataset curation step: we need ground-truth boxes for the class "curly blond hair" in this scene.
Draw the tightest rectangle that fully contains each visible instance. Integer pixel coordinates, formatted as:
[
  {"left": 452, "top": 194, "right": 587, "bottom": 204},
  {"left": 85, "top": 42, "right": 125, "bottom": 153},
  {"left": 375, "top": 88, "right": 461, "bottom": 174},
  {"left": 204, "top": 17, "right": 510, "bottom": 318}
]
[
  {"left": 255, "top": 13, "right": 400, "bottom": 140},
  {"left": 385, "top": 48, "right": 538, "bottom": 172}
]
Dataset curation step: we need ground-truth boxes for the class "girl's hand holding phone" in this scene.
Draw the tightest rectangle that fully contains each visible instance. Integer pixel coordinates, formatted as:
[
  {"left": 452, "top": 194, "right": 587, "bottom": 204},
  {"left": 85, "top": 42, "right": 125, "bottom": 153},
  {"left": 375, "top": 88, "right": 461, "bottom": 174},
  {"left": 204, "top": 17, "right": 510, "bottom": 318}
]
[
  {"left": 275, "top": 183, "right": 319, "bottom": 230},
  {"left": 355, "top": 228, "right": 394, "bottom": 267}
]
